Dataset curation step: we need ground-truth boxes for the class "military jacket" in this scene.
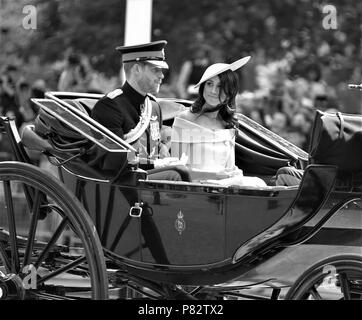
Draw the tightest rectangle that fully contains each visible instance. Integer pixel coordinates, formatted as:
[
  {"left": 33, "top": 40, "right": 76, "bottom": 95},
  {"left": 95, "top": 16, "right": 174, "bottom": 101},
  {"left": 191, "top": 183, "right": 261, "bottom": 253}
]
[{"left": 91, "top": 81, "right": 162, "bottom": 170}]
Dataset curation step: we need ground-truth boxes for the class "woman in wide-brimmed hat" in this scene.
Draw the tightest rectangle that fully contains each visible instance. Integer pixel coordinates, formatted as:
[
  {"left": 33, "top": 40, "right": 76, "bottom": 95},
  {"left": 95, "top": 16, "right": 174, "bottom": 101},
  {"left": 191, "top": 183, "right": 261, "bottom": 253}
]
[
  {"left": 178, "top": 56, "right": 250, "bottom": 130},
  {"left": 171, "top": 57, "right": 266, "bottom": 187}
]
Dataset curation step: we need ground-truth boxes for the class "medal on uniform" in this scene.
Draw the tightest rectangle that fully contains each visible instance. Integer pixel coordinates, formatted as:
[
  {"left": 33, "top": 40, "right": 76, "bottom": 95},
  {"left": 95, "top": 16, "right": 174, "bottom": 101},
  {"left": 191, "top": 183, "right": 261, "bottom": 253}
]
[{"left": 150, "top": 117, "right": 160, "bottom": 140}]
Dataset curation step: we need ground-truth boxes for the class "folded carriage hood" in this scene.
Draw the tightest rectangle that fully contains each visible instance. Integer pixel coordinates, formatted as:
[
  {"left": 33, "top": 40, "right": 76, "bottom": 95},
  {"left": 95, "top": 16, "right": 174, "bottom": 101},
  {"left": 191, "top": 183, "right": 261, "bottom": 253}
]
[{"left": 235, "top": 113, "right": 309, "bottom": 175}]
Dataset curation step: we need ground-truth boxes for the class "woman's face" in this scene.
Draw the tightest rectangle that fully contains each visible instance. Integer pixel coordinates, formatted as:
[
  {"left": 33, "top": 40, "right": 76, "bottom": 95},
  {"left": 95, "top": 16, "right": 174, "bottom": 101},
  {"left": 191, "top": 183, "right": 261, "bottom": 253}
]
[{"left": 203, "top": 76, "right": 226, "bottom": 108}]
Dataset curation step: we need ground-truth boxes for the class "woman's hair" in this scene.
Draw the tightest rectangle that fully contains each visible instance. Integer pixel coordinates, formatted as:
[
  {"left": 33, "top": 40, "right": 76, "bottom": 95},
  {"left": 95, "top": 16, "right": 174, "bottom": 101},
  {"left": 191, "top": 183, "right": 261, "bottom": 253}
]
[{"left": 191, "top": 70, "right": 239, "bottom": 128}]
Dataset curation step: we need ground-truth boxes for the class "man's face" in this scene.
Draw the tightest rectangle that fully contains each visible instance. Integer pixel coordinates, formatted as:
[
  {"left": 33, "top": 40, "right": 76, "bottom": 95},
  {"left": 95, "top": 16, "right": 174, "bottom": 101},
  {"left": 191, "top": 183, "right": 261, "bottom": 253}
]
[{"left": 137, "top": 63, "right": 165, "bottom": 94}]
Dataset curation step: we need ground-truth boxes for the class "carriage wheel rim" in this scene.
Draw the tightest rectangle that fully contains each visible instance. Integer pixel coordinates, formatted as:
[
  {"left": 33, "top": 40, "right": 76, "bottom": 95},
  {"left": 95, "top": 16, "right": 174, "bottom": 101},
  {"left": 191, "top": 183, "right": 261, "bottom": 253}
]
[
  {"left": 0, "top": 162, "right": 108, "bottom": 300},
  {"left": 286, "top": 255, "right": 362, "bottom": 300}
]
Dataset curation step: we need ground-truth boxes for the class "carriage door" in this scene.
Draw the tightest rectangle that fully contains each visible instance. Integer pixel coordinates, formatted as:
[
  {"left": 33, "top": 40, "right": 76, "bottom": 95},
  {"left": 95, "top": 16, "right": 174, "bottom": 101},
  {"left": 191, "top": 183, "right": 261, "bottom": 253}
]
[{"left": 135, "top": 182, "right": 227, "bottom": 265}]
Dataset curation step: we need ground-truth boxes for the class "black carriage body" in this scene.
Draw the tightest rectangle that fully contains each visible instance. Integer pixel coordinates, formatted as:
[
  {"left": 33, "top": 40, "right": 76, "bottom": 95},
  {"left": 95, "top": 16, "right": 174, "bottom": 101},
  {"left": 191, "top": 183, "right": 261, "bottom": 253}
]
[
  {"left": 59, "top": 168, "right": 299, "bottom": 266},
  {"left": 57, "top": 163, "right": 339, "bottom": 286}
]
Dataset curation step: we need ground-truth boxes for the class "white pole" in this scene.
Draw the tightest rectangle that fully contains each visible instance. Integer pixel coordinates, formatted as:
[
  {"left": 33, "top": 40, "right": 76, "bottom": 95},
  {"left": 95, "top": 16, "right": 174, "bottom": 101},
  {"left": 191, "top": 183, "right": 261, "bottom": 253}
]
[
  {"left": 120, "top": 0, "right": 153, "bottom": 83},
  {"left": 124, "top": 0, "right": 153, "bottom": 45}
]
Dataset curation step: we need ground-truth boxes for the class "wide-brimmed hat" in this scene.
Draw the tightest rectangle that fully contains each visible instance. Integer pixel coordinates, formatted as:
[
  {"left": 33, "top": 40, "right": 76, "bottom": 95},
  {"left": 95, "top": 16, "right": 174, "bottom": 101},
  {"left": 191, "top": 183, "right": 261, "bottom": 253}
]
[
  {"left": 116, "top": 40, "right": 169, "bottom": 69},
  {"left": 194, "top": 56, "right": 251, "bottom": 88}
]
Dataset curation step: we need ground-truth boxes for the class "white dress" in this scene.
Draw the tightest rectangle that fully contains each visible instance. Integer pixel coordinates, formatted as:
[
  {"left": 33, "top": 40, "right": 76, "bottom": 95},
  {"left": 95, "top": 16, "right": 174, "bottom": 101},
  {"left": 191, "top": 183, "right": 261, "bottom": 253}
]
[{"left": 171, "top": 117, "right": 266, "bottom": 187}]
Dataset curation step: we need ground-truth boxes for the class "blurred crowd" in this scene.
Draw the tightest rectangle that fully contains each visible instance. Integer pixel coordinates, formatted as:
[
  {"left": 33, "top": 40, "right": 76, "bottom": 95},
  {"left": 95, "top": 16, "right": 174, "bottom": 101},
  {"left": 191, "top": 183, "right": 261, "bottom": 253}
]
[
  {"left": 0, "top": 51, "right": 117, "bottom": 162},
  {"left": 0, "top": 63, "right": 45, "bottom": 162},
  {"left": 1, "top": 31, "right": 361, "bottom": 164},
  {"left": 235, "top": 53, "right": 343, "bottom": 151}
]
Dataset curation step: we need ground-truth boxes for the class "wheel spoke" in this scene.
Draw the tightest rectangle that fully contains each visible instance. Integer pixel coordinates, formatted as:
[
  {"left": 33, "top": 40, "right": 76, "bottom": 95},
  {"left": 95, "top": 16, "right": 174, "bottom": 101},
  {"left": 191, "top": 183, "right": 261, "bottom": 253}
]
[
  {"left": 3, "top": 180, "right": 20, "bottom": 273},
  {"left": 23, "top": 190, "right": 42, "bottom": 268},
  {"left": 21, "top": 184, "right": 36, "bottom": 215},
  {"left": 339, "top": 273, "right": 352, "bottom": 300},
  {"left": 34, "top": 217, "right": 69, "bottom": 269},
  {"left": 310, "top": 285, "right": 323, "bottom": 300},
  {"left": 38, "top": 256, "right": 86, "bottom": 285},
  {"left": 0, "top": 240, "right": 11, "bottom": 272}
]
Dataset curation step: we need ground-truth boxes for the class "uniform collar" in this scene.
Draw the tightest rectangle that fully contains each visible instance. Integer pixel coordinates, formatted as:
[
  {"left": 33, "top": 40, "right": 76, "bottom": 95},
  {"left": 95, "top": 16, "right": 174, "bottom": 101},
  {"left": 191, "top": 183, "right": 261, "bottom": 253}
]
[{"left": 122, "top": 81, "right": 146, "bottom": 111}]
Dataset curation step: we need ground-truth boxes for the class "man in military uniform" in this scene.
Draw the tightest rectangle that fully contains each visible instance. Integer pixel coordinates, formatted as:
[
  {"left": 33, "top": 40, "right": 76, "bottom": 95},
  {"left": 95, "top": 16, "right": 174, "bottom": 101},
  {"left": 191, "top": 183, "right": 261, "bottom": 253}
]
[{"left": 91, "top": 40, "right": 189, "bottom": 181}]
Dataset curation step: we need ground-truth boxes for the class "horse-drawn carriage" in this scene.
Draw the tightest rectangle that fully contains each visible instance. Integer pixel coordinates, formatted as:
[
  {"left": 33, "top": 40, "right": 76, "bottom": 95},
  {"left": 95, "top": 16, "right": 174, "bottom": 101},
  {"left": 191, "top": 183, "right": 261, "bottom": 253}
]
[{"left": 0, "top": 91, "right": 361, "bottom": 300}]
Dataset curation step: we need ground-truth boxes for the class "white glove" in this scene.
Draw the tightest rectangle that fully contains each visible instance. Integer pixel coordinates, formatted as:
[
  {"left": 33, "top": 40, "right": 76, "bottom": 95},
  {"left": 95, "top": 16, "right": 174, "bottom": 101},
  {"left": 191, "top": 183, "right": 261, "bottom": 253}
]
[{"left": 154, "top": 153, "right": 188, "bottom": 168}]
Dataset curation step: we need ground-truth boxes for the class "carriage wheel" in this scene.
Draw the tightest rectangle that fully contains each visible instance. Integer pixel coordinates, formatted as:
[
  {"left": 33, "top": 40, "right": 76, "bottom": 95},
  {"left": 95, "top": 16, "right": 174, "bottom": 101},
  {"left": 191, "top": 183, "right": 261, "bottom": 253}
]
[
  {"left": 0, "top": 162, "right": 108, "bottom": 300},
  {"left": 285, "top": 254, "right": 362, "bottom": 300}
]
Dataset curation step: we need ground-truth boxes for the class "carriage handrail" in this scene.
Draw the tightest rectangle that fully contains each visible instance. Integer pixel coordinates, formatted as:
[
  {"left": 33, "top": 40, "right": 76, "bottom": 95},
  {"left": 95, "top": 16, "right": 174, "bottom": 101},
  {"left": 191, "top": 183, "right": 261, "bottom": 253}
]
[
  {"left": 45, "top": 91, "right": 104, "bottom": 99},
  {"left": 31, "top": 98, "right": 136, "bottom": 153}
]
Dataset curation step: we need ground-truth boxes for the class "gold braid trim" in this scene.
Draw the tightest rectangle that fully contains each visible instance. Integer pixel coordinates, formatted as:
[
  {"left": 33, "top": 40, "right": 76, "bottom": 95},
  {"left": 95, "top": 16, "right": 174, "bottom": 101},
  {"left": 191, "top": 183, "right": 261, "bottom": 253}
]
[{"left": 124, "top": 97, "right": 152, "bottom": 144}]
